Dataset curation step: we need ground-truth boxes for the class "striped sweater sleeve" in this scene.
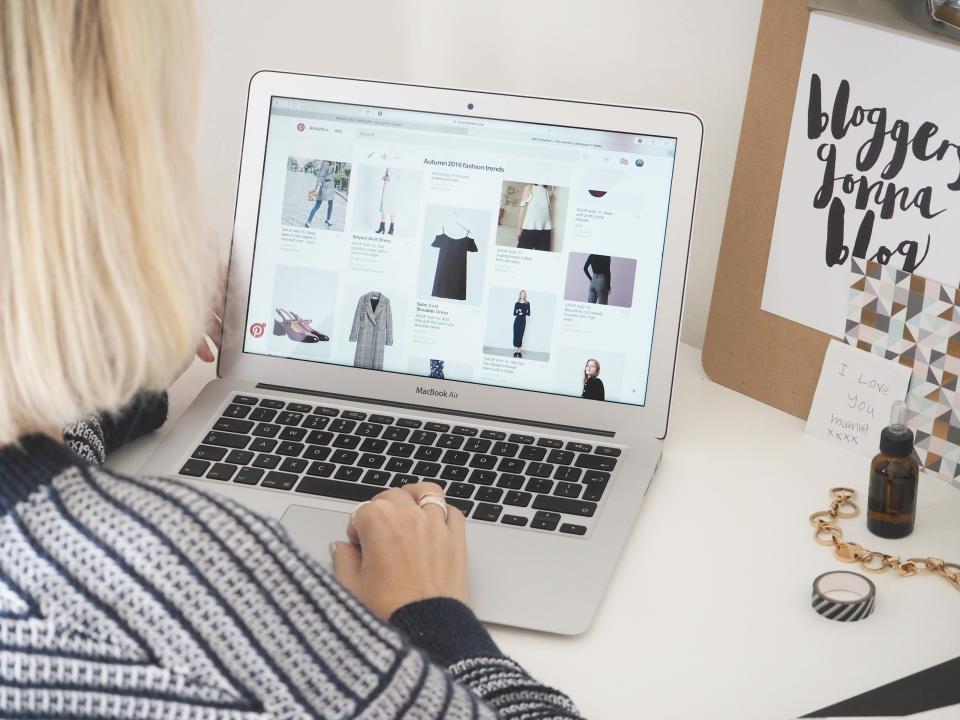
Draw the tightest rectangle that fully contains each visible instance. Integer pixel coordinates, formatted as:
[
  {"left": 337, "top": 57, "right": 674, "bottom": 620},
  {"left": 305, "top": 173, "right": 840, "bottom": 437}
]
[{"left": 62, "top": 390, "right": 169, "bottom": 464}]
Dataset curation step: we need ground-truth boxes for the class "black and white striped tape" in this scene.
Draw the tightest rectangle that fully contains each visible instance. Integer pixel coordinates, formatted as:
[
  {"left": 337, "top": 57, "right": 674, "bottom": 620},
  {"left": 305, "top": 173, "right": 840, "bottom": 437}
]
[{"left": 811, "top": 571, "right": 876, "bottom": 622}]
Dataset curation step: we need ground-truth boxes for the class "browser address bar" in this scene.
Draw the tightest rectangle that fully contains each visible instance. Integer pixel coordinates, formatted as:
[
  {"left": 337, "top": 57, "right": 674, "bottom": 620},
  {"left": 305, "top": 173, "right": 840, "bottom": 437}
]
[{"left": 353, "top": 126, "right": 581, "bottom": 163}]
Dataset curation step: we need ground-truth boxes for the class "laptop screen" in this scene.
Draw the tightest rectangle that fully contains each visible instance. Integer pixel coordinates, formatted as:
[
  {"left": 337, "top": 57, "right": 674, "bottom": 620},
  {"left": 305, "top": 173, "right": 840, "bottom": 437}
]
[{"left": 242, "top": 96, "right": 677, "bottom": 406}]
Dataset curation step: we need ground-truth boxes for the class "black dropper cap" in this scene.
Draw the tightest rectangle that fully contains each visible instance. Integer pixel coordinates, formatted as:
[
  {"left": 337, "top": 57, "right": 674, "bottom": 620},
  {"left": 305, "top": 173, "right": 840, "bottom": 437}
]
[{"left": 879, "top": 400, "right": 914, "bottom": 458}]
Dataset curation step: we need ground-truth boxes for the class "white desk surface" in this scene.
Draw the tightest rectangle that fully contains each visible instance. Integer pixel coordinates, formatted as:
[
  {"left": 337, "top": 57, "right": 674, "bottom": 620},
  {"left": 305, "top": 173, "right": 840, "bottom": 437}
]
[{"left": 108, "top": 343, "right": 960, "bottom": 720}]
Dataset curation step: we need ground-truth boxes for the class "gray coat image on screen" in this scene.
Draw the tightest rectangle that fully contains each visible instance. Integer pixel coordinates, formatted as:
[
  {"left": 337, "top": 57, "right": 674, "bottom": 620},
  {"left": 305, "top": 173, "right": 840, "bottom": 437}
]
[{"left": 349, "top": 291, "right": 393, "bottom": 370}]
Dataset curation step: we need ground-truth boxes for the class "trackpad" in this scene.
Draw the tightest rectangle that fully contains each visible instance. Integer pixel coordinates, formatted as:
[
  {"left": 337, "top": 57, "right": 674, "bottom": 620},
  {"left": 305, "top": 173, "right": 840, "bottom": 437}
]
[{"left": 280, "top": 505, "right": 351, "bottom": 572}]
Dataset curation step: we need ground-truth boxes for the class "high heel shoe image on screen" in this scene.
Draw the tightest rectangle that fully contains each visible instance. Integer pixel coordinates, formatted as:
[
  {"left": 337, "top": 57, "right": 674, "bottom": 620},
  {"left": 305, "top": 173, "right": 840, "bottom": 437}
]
[
  {"left": 288, "top": 311, "right": 329, "bottom": 341},
  {"left": 275, "top": 308, "right": 319, "bottom": 343}
]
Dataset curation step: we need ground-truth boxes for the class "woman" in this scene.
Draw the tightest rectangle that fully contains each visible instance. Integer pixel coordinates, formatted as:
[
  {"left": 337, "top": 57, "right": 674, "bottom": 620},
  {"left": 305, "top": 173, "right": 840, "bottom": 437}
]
[
  {"left": 376, "top": 167, "right": 397, "bottom": 234},
  {"left": 516, "top": 183, "right": 553, "bottom": 251},
  {"left": 305, "top": 160, "right": 335, "bottom": 228},
  {"left": 513, "top": 290, "right": 531, "bottom": 358},
  {"left": 0, "top": 4, "right": 581, "bottom": 718},
  {"left": 582, "top": 359, "right": 605, "bottom": 400}
]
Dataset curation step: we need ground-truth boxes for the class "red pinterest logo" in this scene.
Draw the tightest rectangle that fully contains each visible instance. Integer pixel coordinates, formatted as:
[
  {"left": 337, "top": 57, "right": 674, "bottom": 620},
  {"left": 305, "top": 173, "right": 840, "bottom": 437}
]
[
  {"left": 249, "top": 322, "right": 266, "bottom": 338},
  {"left": 296, "top": 123, "right": 305, "bottom": 132}
]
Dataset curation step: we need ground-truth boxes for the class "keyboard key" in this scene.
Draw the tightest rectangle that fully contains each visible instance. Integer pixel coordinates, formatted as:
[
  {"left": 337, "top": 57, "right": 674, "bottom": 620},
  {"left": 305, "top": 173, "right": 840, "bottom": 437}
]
[
  {"left": 335, "top": 466, "right": 363, "bottom": 482},
  {"left": 532, "top": 495, "right": 597, "bottom": 517},
  {"left": 249, "top": 438, "right": 277, "bottom": 453},
  {"left": 412, "top": 461, "right": 440, "bottom": 477},
  {"left": 179, "top": 459, "right": 209, "bottom": 477},
  {"left": 213, "top": 417, "right": 254, "bottom": 434},
  {"left": 385, "top": 457, "right": 413, "bottom": 473},
  {"left": 356, "top": 422, "right": 382, "bottom": 437},
  {"left": 582, "top": 473, "right": 609, "bottom": 502},
  {"left": 333, "top": 435, "right": 361, "bottom": 450},
  {"left": 446, "top": 498, "right": 474, "bottom": 516},
  {"left": 437, "top": 434, "right": 463, "bottom": 449},
  {"left": 341, "top": 410, "right": 367, "bottom": 421},
  {"left": 504, "top": 490, "right": 532, "bottom": 507},
  {"left": 258, "top": 399, "right": 285, "bottom": 409},
  {"left": 441, "top": 450, "right": 469, "bottom": 466},
  {"left": 469, "top": 469, "right": 496, "bottom": 485},
  {"left": 547, "top": 450, "right": 575, "bottom": 465},
  {"left": 278, "top": 427, "right": 307, "bottom": 442},
  {"left": 276, "top": 411, "right": 304, "bottom": 426},
  {"left": 475, "top": 487, "right": 503, "bottom": 503},
  {"left": 414, "top": 446, "right": 443, "bottom": 462},
  {"left": 410, "top": 430, "right": 437, "bottom": 445},
  {"left": 252, "top": 454, "right": 281, "bottom": 469},
  {"left": 359, "top": 438, "right": 388, "bottom": 453},
  {"left": 440, "top": 465, "right": 469, "bottom": 482},
  {"left": 223, "top": 403, "right": 251, "bottom": 419},
  {"left": 396, "top": 418, "right": 422, "bottom": 428},
  {"left": 206, "top": 463, "right": 237, "bottom": 481},
  {"left": 555, "top": 482, "right": 582, "bottom": 498},
  {"left": 286, "top": 403, "right": 313, "bottom": 413},
  {"left": 261, "top": 471, "right": 298, "bottom": 491},
  {"left": 232, "top": 394, "right": 258, "bottom": 405},
  {"left": 566, "top": 442, "right": 592, "bottom": 453},
  {"left": 519, "top": 445, "right": 546, "bottom": 461},
  {"left": 447, "top": 482, "right": 474, "bottom": 498},
  {"left": 306, "top": 430, "right": 334, "bottom": 446},
  {"left": 497, "top": 457, "right": 525, "bottom": 474},
  {"left": 469, "top": 454, "right": 497, "bottom": 470},
  {"left": 554, "top": 466, "right": 582, "bottom": 482},
  {"left": 302, "top": 415, "right": 330, "bottom": 430},
  {"left": 424, "top": 422, "right": 450, "bottom": 432},
  {"left": 560, "top": 523, "right": 588, "bottom": 536},
  {"left": 192, "top": 445, "right": 226, "bottom": 461},
  {"left": 525, "top": 477, "right": 553, "bottom": 494},
  {"left": 501, "top": 514, "right": 528, "bottom": 526},
  {"left": 330, "top": 419, "right": 356, "bottom": 434},
  {"left": 234, "top": 467, "right": 264, "bottom": 485},
  {"left": 382, "top": 426, "right": 409, "bottom": 441},
  {"left": 480, "top": 430, "right": 506, "bottom": 440},
  {"left": 303, "top": 445, "right": 331, "bottom": 462},
  {"left": 452, "top": 425, "right": 478, "bottom": 436},
  {"left": 491, "top": 442, "right": 519, "bottom": 457},
  {"left": 306, "top": 461, "right": 335, "bottom": 477},
  {"left": 203, "top": 431, "right": 250, "bottom": 449},
  {"left": 312, "top": 406, "right": 340, "bottom": 417},
  {"left": 362, "top": 470, "right": 391, "bottom": 485},
  {"left": 330, "top": 449, "right": 359, "bottom": 465},
  {"left": 279, "top": 457, "right": 308, "bottom": 474},
  {"left": 358, "top": 453, "right": 385, "bottom": 469},
  {"left": 574, "top": 455, "right": 617, "bottom": 472},
  {"left": 225, "top": 449, "right": 254, "bottom": 465},
  {"left": 527, "top": 462, "right": 553, "bottom": 478},
  {"left": 508, "top": 433, "right": 535, "bottom": 445},
  {"left": 387, "top": 442, "right": 415, "bottom": 458},
  {"left": 276, "top": 441, "right": 305, "bottom": 457},
  {"left": 391, "top": 474, "right": 419, "bottom": 487},
  {"left": 595, "top": 446, "right": 622, "bottom": 457},
  {"left": 368, "top": 414, "right": 395, "bottom": 424},
  {"left": 249, "top": 408, "right": 277, "bottom": 422},
  {"left": 463, "top": 438, "right": 491, "bottom": 454},
  {"left": 537, "top": 438, "right": 563, "bottom": 448},
  {"left": 531, "top": 511, "right": 561, "bottom": 531},
  {"left": 497, "top": 474, "right": 524, "bottom": 489},
  {"left": 296, "top": 476, "right": 381, "bottom": 501},
  {"left": 252, "top": 423, "right": 281, "bottom": 438},
  {"left": 473, "top": 503, "right": 503, "bottom": 522}
]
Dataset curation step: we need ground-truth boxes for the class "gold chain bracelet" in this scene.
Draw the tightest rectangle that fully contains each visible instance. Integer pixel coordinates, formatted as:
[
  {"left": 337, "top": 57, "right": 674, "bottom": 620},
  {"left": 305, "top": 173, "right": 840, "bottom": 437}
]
[{"left": 810, "top": 488, "right": 960, "bottom": 592}]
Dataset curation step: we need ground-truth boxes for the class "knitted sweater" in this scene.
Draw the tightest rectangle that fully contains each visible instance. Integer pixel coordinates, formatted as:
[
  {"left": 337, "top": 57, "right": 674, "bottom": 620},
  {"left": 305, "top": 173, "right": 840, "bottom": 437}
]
[{"left": 0, "top": 397, "right": 583, "bottom": 719}]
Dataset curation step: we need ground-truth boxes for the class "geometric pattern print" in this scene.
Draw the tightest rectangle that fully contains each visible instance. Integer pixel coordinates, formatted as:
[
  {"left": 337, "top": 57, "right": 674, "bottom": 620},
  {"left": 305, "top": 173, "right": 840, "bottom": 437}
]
[{"left": 846, "top": 259, "right": 960, "bottom": 485}]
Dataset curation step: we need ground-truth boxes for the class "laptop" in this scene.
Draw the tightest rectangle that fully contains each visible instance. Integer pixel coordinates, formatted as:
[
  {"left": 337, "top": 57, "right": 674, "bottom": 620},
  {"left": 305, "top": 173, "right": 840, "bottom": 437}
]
[{"left": 141, "top": 72, "right": 702, "bottom": 635}]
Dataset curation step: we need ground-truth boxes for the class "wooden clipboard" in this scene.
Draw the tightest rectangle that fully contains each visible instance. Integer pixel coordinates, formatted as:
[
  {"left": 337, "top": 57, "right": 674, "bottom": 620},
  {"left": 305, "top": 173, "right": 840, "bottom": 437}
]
[{"left": 701, "top": 0, "right": 960, "bottom": 419}]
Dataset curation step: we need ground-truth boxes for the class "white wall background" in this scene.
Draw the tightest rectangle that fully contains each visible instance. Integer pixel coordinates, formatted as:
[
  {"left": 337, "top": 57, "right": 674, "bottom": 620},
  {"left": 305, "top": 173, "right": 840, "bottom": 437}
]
[{"left": 195, "top": 0, "right": 764, "bottom": 348}]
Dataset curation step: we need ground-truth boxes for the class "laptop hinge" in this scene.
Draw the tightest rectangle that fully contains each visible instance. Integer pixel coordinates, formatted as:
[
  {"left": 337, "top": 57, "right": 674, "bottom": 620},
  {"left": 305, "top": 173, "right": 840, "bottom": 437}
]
[{"left": 255, "top": 382, "right": 616, "bottom": 438}]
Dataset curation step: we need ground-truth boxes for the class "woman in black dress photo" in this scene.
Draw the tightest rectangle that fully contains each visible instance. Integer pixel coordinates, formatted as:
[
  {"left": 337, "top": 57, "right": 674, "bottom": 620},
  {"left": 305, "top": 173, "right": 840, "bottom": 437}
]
[
  {"left": 582, "top": 358, "right": 605, "bottom": 400},
  {"left": 513, "top": 289, "right": 530, "bottom": 357}
]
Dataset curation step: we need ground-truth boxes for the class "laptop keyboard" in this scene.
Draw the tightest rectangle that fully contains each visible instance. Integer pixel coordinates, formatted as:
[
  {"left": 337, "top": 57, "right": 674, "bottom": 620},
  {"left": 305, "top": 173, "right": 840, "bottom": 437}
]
[{"left": 177, "top": 394, "right": 622, "bottom": 537}]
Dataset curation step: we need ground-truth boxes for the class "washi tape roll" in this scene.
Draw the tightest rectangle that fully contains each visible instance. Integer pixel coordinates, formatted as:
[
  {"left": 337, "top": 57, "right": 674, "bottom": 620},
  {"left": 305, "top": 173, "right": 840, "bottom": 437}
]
[{"left": 811, "top": 571, "right": 875, "bottom": 621}]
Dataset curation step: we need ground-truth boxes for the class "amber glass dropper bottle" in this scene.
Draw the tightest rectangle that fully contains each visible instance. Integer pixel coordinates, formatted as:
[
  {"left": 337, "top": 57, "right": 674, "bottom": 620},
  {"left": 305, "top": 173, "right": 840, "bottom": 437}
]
[{"left": 867, "top": 400, "right": 919, "bottom": 539}]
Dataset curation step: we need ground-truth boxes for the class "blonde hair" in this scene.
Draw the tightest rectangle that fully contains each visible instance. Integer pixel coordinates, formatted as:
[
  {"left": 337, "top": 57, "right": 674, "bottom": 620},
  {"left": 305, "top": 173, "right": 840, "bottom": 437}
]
[{"left": 0, "top": 1, "right": 216, "bottom": 443}]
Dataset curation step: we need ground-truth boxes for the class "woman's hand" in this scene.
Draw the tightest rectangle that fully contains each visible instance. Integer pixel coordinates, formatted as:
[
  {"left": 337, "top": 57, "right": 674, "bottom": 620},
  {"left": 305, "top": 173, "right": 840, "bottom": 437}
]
[
  {"left": 195, "top": 310, "right": 222, "bottom": 363},
  {"left": 331, "top": 482, "right": 468, "bottom": 620}
]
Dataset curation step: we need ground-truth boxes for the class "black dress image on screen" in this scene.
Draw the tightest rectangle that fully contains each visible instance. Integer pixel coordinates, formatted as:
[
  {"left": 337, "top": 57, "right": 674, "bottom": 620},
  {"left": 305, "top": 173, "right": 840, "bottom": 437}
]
[{"left": 430, "top": 233, "right": 479, "bottom": 301}]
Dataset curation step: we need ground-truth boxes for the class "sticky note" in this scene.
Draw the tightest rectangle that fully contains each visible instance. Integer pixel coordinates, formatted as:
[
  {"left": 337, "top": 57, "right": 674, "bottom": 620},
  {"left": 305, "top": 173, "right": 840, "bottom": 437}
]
[{"left": 805, "top": 340, "right": 912, "bottom": 456}]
